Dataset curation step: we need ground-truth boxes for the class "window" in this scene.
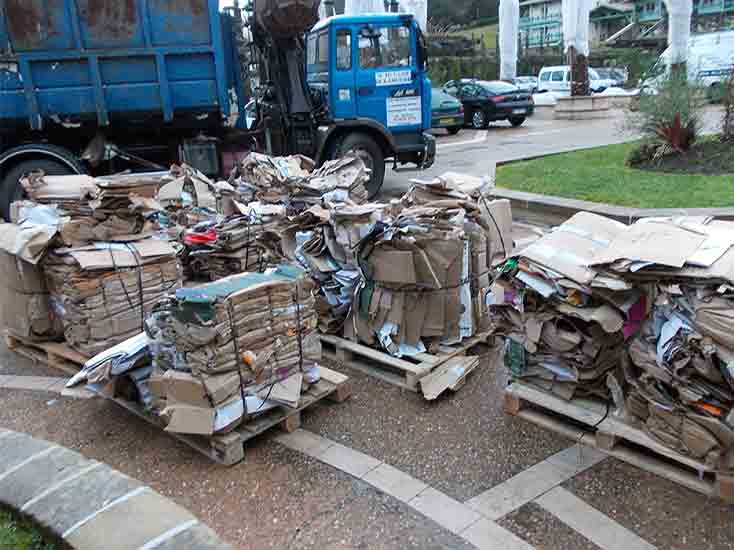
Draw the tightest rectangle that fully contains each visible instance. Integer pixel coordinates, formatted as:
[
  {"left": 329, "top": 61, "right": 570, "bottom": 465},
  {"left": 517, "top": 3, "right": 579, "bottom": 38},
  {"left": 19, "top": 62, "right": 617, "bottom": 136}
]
[
  {"left": 540, "top": 71, "right": 551, "bottom": 81},
  {"left": 551, "top": 70, "right": 564, "bottom": 81},
  {"left": 359, "top": 25, "right": 411, "bottom": 69},
  {"left": 480, "top": 81, "right": 518, "bottom": 94},
  {"left": 307, "top": 30, "right": 329, "bottom": 72},
  {"left": 307, "top": 33, "right": 318, "bottom": 65},
  {"left": 443, "top": 81, "right": 459, "bottom": 95},
  {"left": 336, "top": 29, "right": 351, "bottom": 70}
]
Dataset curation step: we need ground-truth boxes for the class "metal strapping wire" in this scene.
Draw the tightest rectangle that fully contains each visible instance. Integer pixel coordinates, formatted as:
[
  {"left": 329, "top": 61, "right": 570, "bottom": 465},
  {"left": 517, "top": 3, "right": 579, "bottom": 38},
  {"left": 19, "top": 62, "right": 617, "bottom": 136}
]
[{"left": 226, "top": 298, "right": 249, "bottom": 413}]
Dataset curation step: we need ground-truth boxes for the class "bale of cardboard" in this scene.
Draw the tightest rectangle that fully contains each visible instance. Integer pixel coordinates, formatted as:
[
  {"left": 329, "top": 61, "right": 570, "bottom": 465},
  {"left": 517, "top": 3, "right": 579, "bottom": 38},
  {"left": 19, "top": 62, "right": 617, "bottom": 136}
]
[
  {"left": 143, "top": 265, "right": 321, "bottom": 435},
  {"left": 350, "top": 173, "right": 511, "bottom": 356},
  {"left": 495, "top": 213, "right": 734, "bottom": 470}
]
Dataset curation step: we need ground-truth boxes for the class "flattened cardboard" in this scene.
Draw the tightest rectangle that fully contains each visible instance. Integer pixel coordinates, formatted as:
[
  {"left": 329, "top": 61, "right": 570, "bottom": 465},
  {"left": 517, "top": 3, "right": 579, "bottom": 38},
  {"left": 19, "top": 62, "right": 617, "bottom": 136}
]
[
  {"left": 370, "top": 249, "right": 416, "bottom": 285},
  {"left": 164, "top": 370, "right": 210, "bottom": 408},
  {"left": 163, "top": 404, "right": 216, "bottom": 435},
  {"left": 594, "top": 221, "right": 707, "bottom": 268}
]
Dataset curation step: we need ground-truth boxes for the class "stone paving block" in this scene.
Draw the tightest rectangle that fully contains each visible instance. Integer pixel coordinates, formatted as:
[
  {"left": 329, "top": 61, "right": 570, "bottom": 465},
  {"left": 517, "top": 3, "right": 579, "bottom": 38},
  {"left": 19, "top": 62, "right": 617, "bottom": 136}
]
[
  {"left": 66, "top": 490, "right": 197, "bottom": 550},
  {"left": 25, "top": 466, "right": 141, "bottom": 534},
  {"left": 2, "top": 376, "right": 60, "bottom": 392},
  {"left": 544, "top": 444, "right": 606, "bottom": 476},
  {"left": 152, "top": 522, "right": 234, "bottom": 550},
  {"left": 409, "top": 487, "right": 481, "bottom": 535},
  {"left": 318, "top": 441, "right": 382, "bottom": 478},
  {"left": 536, "top": 487, "right": 656, "bottom": 550},
  {"left": 0, "top": 447, "right": 90, "bottom": 509},
  {"left": 461, "top": 518, "right": 536, "bottom": 550},
  {"left": 362, "top": 463, "right": 428, "bottom": 503},
  {"left": 274, "top": 429, "right": 334, "bottom": 457},
  {"left": 0, "top": 432, "right": 54, "bottom": 475},
  {"left": 466, "top": 460, "right": 575, "bottom": 520}
]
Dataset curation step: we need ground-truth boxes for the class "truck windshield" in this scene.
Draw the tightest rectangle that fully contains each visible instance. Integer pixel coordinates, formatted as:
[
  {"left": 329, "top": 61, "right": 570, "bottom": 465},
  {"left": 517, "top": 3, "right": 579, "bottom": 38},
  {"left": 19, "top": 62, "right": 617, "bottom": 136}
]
[{"left": 358, "top": 26, "right": 411, "bottom": 69}]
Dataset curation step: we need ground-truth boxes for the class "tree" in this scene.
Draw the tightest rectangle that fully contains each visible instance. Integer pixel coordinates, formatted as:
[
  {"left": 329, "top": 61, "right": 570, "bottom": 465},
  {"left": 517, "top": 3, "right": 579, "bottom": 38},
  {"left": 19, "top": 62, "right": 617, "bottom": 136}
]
[
  {"left": 562, "top": 0, "right": 592, "bottom": 96},
  {"left": 499, "top": 0, "right": 520, "bottom": 80},
  {"left": 665, "top": 0, "right": 693, "bottom": 76}
]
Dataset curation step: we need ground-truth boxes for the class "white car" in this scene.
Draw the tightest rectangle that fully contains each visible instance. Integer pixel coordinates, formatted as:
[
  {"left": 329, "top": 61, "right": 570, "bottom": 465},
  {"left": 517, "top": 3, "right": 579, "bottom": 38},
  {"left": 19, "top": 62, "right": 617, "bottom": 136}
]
[
  {"left": 641, "top": 30, "right": 734, "bottom": 93},
  {"left": 537, "top": 65, "right": 605, "bottom": 94}
]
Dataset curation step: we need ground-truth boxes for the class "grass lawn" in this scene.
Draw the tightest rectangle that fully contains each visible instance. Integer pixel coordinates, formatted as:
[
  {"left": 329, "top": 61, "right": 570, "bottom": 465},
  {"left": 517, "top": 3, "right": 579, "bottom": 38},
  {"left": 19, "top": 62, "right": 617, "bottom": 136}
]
[
  {"left": 453, "top": 24, "right": 497, "bottom": 49},
  {"left": 496, "top": 142, "right": 734, "bottom": 208},
  {"left": 0, "top": 509, "right": 59, "bottom": 550}
]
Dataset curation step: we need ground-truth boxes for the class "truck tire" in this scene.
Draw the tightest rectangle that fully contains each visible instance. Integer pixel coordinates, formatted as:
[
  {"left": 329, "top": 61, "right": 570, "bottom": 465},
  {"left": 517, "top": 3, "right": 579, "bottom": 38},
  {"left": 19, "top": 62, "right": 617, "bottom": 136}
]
[
  {"left": 336, "top": 133, "right": 385, "bottom": 199},
  {"left": 0, "top": 159, "right": 74, "bottom": 220}
]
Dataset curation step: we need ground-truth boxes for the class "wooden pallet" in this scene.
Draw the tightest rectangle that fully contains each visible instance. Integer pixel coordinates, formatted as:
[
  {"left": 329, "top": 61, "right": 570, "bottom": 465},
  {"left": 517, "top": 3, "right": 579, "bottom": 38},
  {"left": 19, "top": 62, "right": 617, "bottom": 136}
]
[
  {"left": 5, "top": 333, "right": 88, "bottom": 376},
  {"left": 505, "top": 381, "right": 734, "bottom": 502},
  {"left": 98, "top": 366, "right": 351, "bottom": 465},
  {"left": 320, "top": 332, "right": 491, "bottom": 395}
]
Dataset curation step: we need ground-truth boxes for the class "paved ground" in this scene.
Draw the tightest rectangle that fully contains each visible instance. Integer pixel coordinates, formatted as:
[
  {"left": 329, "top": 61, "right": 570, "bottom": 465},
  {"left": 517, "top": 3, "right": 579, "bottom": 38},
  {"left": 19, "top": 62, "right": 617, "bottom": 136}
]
[
  {"left": 381, "top": 105, "right": 725, "bottom": 199},
  {"left": 2, "top": 109, "right": 733, "bottom": 550}
]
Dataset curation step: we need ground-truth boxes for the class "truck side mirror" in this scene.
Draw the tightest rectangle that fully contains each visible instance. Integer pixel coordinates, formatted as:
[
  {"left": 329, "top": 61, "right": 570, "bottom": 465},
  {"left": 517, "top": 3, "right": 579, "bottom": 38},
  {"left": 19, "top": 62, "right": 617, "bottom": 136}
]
[{"left": 416, "top": 26, "right": 428, "bottom": 70}]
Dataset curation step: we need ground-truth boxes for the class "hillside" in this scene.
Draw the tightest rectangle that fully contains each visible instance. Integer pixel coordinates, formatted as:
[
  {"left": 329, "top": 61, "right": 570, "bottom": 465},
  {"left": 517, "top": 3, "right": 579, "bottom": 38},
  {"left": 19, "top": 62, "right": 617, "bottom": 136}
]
[{"left": 453, "top": 23, "right": 498, "bottom": 49}]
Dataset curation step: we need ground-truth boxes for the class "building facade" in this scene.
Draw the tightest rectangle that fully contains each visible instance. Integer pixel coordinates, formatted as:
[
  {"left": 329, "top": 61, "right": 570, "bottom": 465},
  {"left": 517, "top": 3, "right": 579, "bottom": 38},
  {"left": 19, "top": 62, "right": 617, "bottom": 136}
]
[{"left": 518, "top": 0, "right": 734, "bottom": 49}]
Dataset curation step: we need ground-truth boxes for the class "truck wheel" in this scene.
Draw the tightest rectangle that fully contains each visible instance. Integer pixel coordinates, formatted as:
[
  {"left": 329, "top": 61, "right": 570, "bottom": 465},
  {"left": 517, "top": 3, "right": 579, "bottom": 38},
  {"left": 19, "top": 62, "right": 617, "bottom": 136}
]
[
  {"left": 0, "top": 159, "right": 74, "bottom": 220},
  {"left": 336, "top": 133, "right": 385, "bottom": 199},
  {"left": 509, "top": 116, "right": 526, "bottom": 127}
]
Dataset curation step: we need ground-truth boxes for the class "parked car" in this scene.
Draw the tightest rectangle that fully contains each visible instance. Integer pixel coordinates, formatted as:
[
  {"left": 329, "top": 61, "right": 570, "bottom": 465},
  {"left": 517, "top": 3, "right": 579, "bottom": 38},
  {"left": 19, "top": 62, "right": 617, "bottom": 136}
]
[
  {"left": 592, "top": 67, "right": 627, "bottom": 89},
  {"left": 537, "top": 66, "right": 605, "bottom": 94},
  {"left": 443, "top": 79, "right": 534, "bottom": 129},
  {"left": 512, "top": 76, "right": 539, "bottom": 93},
  {"left": 431, "top": 89, "right": 464, "bottom": 135}
]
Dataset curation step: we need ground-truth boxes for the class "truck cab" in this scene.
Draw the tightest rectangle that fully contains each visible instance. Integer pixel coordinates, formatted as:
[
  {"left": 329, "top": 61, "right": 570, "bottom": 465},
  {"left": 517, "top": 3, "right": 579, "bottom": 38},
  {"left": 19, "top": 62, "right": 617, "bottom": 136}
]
[{"left": 303, "top": 14, "right": 435, "bottom": 196}]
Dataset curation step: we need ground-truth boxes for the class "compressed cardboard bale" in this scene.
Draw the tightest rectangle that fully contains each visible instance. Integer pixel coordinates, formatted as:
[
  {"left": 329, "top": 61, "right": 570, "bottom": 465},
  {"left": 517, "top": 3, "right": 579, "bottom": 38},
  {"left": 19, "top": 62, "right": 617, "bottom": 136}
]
[
  {"left": 145, "top": 266, "right": 320, "bottom": 435},
  {"left": 43, "top": 239, "right": 181, "bottom": 356},
  {"left": 0, "top": 249, "right": 63, "bottom": 341}
]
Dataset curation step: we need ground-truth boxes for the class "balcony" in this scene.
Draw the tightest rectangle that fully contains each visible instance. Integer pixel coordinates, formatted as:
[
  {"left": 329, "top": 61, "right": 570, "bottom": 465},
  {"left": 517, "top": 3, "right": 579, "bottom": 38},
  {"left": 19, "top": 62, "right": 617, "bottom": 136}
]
[
  {"left": 519, "top": 15, "right": 562, "bottom": 29},
  {"left": 521, "top": 31, "right": 562, "bottom": 47},
  {"left": 696, "top": 0, "right": 734, "bottom": 13}
]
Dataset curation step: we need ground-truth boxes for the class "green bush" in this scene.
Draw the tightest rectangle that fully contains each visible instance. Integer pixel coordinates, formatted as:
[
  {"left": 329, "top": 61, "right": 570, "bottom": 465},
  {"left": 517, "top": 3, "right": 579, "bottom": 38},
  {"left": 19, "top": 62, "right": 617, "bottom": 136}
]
[{"left": 627, "top": 70, "right": 705, "bottom": 157}]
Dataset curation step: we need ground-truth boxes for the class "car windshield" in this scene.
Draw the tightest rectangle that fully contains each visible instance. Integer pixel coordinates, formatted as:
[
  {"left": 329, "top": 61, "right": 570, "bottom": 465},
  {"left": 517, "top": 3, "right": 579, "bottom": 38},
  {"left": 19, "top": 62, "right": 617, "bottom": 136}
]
[{"left": 479, "top": 81, "right": 518, "bottom": 94}]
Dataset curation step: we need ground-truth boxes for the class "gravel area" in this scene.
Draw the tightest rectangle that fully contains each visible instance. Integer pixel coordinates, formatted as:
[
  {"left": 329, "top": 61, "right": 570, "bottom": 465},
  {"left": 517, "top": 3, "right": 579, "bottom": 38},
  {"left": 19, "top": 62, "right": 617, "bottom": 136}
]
[
  {"left": 0, "top": 387, "right": 473, "bottom": 550},
  {"left": 303, "top": 347, "right": 570, "bottom": 501},
  {"left": 498, "top": 502, "right": 602, "bottom": 550},
  {"left": 563, "top": 458, "right": 734, "bottom": 550}
]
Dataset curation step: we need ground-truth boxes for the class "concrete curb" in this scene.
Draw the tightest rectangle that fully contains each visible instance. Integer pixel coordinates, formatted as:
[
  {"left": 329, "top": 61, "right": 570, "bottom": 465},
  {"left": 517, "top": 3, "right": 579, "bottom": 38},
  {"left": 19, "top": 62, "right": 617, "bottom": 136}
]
[
  {"left": 0, "top": 428, "right": 232, "bottom": 550},
  {"left": 490, "top": 186, "right": 734, "bottom": 227}
]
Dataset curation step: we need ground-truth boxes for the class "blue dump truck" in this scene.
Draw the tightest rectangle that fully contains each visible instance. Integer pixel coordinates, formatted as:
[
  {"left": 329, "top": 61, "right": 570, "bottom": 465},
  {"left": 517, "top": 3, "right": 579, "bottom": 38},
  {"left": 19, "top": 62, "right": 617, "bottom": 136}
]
[{"left": 0, "top": 0, "right": 434, "bottom": 217}]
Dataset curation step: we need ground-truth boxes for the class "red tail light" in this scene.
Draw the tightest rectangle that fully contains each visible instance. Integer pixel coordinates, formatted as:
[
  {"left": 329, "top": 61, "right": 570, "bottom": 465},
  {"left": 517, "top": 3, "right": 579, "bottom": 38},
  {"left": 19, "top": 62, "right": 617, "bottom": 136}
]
[
  {"left": 492, "top": 95, "right": 506, "bottom": 103},
  {"left": 459, "top": 104, "right": 464, "bottom": 113}
]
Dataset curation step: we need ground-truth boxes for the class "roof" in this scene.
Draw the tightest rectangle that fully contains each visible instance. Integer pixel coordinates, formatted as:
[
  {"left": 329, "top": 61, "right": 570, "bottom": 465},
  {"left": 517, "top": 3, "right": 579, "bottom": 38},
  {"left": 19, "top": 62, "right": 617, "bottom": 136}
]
[{"left": 311, "top": 13, "right": 414, "bottom": 32}]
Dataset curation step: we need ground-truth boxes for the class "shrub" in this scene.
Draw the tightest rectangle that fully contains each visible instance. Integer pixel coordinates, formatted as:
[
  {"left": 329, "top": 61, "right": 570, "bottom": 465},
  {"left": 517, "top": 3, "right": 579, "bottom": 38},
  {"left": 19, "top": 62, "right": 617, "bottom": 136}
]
[{"left": 627, "top": 70, "right": 704, "bottom": 154}]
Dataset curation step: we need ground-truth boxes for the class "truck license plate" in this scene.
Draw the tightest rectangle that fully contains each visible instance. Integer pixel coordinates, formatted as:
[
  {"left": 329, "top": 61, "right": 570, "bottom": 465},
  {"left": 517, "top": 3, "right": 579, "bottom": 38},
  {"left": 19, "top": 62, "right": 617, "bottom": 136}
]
[
  {"left": 440, "top": 117, "right": 455, "bottom": 125},
  {"left": 512, "top": 108, "right": 526, "bottom": 114}
]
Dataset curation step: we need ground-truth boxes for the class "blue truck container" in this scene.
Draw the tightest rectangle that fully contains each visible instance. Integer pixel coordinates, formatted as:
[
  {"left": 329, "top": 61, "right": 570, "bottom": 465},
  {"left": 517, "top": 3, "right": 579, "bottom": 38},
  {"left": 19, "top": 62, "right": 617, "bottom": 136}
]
[{"left": 0, "top": 0, "right": 246, "bottom": 131}]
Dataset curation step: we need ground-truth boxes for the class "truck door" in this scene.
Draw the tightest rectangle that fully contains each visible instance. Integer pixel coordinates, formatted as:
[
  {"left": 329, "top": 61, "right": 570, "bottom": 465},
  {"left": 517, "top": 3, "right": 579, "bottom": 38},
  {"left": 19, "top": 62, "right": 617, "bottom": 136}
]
[
  {"left": 354, "top": 23, "right": 422, "bottom": 135},
  {"left": 331, "top": 27, "right": 357, "bottom": 119}
]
